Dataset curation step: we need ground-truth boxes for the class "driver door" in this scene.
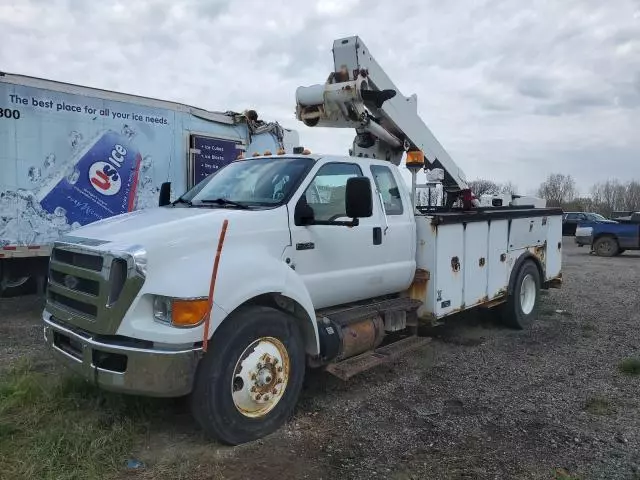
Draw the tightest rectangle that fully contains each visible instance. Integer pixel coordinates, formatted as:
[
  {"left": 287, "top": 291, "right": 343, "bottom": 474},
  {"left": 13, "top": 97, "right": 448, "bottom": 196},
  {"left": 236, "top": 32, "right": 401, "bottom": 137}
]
[{"left": 287, "top": 161, "right": 384, "bottom": 310}]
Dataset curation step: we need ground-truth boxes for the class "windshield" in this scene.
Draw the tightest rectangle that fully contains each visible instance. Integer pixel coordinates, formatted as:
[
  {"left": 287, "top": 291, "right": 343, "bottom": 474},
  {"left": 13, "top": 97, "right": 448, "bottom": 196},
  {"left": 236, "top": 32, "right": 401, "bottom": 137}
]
[
  {"left": 180, "top": 157, "right": 314, "bottom": 208},
  {"left": 588, "top": 213, "right": 606, "bottom": 221}
]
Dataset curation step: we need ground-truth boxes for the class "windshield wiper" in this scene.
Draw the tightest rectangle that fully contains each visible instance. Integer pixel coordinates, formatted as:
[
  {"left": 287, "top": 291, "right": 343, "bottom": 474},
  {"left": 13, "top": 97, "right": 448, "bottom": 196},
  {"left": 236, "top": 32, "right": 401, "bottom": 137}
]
[
  {"left": 172, "top": 197, "right": 193, "bottom": 206},
  {"left": 199, "top": 198, "right": 251, "bottom": 209}
]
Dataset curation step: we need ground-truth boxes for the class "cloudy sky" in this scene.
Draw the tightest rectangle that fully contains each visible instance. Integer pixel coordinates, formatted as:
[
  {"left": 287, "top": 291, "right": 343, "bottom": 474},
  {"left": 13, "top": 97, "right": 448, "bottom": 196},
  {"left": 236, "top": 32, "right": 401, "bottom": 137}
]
[{"left": 2, "top": 0, "right": 639, "bottom": 195}]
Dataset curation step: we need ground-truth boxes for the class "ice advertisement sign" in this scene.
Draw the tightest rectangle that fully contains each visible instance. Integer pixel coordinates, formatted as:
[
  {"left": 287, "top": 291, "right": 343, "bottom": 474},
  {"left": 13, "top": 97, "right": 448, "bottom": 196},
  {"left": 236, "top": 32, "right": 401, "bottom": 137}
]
[
  {"left": 0, "top": 83, "right": 175, "bottom": 246},
  {"left": 190, "top": 135, "right": 240, "bottom": 186},
  {"left": 39, "top": 130, "right": 142, "bottom": 226}
]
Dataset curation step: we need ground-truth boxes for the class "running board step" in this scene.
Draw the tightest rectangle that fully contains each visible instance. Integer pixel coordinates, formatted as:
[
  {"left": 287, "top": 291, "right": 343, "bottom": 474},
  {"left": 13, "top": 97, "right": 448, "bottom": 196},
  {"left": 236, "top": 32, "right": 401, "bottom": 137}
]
[{"left": 325, "top": 335, "right": 432, "bottom": 381}]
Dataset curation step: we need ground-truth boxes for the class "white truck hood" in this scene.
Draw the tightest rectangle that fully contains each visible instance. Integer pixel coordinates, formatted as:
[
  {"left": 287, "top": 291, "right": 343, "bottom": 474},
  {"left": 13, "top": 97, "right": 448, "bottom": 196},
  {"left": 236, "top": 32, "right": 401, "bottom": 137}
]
[{"left": 63, "top": 206, "right": 270, "bottom": 249}]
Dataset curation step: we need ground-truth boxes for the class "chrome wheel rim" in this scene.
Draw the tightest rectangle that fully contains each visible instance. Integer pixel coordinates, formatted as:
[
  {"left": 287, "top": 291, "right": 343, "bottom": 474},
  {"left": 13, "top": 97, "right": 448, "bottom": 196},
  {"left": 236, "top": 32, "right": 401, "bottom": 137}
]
[
  {"left": 231, "top": 337, "right": 290, "bottom": 418},
  {"left": 520, "top": 273, "right": 536, "bottom": 315}
]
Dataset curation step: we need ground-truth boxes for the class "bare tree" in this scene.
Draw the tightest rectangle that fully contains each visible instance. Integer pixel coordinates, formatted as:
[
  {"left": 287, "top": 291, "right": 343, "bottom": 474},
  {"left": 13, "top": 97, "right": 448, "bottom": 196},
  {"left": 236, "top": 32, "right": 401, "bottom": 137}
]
[
  {"left": 537, "top": 173, "right": 577, "bottom": 207},
  {"left": 468, "top": 179, "right": 501, "bottom": 196},
  {"left": 591, "top": 179, "right": 627, "bottom": 216},
  {"left": 563, "top": 197, "right": 595, "bottom": 212},
  {"left": 499, "top": 181, "right": 518, "bottom": 195},
  {"left": 468, "top": 179, "right": 520, "bottom": 196},
  {"left": 622, "top": 181, "right": 640, "bottom": 212}
]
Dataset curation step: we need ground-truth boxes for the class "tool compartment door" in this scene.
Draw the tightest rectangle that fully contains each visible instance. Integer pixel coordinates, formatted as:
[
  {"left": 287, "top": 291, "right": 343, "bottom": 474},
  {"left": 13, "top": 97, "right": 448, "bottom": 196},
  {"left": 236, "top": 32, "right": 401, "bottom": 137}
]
[
  {"left": 462, "top": 222, "right": 489, "bottom": 308},
  {"left": 508, "top": 217, "right": 548, "bottom": 250},
  {"left": 487, "top": 219, "right": 509, "bottom": 299},
  {"left": 433, "top": 223, "right": 464, "bottom": 317}
]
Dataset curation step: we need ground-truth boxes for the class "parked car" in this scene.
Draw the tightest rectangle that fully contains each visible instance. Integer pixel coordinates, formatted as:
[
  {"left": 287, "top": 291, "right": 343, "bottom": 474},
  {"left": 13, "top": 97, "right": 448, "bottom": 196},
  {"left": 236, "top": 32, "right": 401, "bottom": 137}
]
[
  {"left": 562, "top": 211, "right": 613, "bottom": 236},
  {"left": 576, "top": 212, "right": 640, "bottom": 256}
]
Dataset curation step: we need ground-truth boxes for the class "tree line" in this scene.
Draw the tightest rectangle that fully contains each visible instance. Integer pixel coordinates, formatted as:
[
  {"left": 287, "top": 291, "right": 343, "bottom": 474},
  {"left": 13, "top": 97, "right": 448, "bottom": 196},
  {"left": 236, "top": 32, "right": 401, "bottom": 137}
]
[{"left": 468, "top": 174, "right": 640, "bottom": 217}]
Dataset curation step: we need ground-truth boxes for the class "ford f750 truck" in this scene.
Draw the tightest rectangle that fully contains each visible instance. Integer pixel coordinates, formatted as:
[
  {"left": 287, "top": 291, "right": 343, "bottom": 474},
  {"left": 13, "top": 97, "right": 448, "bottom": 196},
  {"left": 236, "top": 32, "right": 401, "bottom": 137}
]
[{"left": 42, "top": 36, "right": 563, "bottom": 445}]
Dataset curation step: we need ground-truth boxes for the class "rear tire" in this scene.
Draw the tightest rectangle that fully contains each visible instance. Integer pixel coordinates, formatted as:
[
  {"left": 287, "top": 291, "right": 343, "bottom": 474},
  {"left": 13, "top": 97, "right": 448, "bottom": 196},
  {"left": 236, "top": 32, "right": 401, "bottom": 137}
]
[
  {"left": 190, "top": 305, "right": 306, "bottom": 445},
  {"left": 0, "top": 262, "right": 32, "bottom": 298},
  {"left": 593, "top": 236, "right": 619, "bottom": 257},
  {"left": 500, "top": 259, "right": 541, "bottom": 330}
]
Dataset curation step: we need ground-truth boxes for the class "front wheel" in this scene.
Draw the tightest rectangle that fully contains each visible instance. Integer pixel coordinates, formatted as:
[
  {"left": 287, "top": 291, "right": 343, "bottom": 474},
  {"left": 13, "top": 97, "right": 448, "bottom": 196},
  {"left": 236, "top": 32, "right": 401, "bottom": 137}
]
[
  {"left": 500, "top": 259, "right": 541, "bottom": 330},
  {"left": 190, "top": 305, "right": 306, "bottom": 445},
  {"left": 593, "top": 236, "right": 619, "bottom": 257}
]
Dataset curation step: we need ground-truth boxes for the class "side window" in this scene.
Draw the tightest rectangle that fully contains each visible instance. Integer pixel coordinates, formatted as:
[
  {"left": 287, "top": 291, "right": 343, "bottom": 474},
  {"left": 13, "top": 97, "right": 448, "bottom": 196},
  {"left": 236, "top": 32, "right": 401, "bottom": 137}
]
[
  {"left": 303, "top": 163, "right": 362, "bottom": 221},
  {"left": 565, "top": 213, "right": 578, "bottom": 220},
  {"left": 370, "top": 165, "right": 403, "bottom": 215}
]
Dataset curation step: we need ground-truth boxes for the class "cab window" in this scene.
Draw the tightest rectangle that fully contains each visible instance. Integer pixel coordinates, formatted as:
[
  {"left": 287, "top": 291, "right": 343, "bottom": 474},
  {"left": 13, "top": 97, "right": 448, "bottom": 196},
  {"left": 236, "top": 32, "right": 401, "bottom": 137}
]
[
  {"left": 303, "top": 163, "right": 363, "bottom": 221},
  {"left": 370, "top": 165, "right": 403, "bottom": 215}
]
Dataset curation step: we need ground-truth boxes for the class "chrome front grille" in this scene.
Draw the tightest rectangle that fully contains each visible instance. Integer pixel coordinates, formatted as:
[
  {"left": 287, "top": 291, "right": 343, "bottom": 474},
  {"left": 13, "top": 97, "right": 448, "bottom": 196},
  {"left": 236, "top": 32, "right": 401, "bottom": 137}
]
[
  {"left": 51, "top": 248, "right": 103, "bottom": 272},
  {"left": 46, "top": 242, "right": 144, "bottom": 335}
]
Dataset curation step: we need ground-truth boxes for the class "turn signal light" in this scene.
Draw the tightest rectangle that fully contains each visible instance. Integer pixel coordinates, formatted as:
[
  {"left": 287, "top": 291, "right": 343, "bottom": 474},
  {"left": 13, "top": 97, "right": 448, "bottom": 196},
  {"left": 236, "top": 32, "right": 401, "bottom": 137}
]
[{"left": 172, "top": 299, "right": 209, "bottom": 327}]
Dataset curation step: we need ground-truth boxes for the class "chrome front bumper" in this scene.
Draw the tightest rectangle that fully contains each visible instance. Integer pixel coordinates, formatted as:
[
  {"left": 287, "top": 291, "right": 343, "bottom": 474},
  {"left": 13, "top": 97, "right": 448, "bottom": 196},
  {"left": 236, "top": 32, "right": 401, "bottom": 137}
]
[{"left": 43, "top": 314, "right": 203, "bottom": 397}]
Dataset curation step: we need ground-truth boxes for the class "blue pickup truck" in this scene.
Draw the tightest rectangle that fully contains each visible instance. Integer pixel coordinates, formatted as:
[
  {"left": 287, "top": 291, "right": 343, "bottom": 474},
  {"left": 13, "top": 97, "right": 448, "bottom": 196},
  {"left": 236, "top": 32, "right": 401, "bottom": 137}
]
[{"left": 575, "top": 213, "right": 640, "bottom": 256}]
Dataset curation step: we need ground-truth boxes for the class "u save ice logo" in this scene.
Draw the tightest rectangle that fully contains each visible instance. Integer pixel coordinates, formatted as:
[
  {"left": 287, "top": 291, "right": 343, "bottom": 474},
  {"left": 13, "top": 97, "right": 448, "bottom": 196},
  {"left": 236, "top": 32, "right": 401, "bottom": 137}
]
[{"left": 89, "top": 144, "right": 127, "bottom": 196}]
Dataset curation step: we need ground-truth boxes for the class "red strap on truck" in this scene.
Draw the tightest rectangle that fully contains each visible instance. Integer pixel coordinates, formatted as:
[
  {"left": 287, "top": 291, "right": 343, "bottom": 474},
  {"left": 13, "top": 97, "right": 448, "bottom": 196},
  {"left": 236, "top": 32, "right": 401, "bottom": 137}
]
[{"left": 203, "top": 219, "right": 229, "bottom": 353}]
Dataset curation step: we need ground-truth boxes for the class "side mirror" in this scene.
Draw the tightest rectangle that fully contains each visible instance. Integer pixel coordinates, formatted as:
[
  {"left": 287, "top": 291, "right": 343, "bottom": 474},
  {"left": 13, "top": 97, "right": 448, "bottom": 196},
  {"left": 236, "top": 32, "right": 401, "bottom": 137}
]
[
  {"left": 346, "top": 177, "right": 373, "bottom": 219},
  {"left": 159, "top": 182, "right": 171, "bottom": 207},
  {"left": 294, "top": 196, "right": 315, "bottom": 226}
]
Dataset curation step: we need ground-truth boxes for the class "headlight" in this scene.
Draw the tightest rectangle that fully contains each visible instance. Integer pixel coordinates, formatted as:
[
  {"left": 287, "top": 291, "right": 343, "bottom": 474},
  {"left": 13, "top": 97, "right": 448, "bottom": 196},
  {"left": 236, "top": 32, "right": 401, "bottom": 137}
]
[
  {"left": 153, "top": 295, "right": 209, "bottom": 327},
  {"left": 125, "top": 245, "right": 147, "bottom": 277},
  {"left": 153, "top": 296, "right": 172, "bottom": 324}
]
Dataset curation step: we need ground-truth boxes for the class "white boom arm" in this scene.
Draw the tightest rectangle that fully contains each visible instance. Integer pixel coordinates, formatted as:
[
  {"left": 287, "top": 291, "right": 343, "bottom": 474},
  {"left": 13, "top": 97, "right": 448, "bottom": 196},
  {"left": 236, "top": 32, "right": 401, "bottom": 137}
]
[{"left": 295, "top": 36, "right": 470, "bottom": 196}]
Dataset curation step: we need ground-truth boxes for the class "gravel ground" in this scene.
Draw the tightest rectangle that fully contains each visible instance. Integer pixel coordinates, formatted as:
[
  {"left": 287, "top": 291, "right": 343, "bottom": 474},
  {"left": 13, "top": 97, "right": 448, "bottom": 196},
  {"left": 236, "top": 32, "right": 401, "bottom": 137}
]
[{"left": 2, "top": 239, "right": 640, "bottom": 479}]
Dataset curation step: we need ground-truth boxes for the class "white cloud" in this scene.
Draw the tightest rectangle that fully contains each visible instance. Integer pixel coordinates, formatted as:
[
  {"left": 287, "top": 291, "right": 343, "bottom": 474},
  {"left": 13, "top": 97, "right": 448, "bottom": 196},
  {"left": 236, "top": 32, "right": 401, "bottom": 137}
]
[{"left": 1, "top": 0, "right": 639, "bottom": 194}]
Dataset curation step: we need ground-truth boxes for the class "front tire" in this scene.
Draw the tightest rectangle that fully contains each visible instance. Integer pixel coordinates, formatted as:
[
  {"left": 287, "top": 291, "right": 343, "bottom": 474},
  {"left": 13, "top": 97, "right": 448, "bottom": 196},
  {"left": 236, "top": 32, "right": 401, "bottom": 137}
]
[
  {"left": 501, "top": 259, "right": 541, "bottom": 330},
  {"left": 190, "top": 305, "right": 306, "bottom": 445},
  {"left": 593, "top": 236, "right": 619, "bottom": 257}
]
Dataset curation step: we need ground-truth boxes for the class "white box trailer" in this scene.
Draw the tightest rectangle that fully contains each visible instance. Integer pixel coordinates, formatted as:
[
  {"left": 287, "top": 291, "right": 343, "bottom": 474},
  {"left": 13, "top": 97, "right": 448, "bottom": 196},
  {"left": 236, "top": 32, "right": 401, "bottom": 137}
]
[{"left": 0, "top": 72, "right": 300, "bottom": 296}]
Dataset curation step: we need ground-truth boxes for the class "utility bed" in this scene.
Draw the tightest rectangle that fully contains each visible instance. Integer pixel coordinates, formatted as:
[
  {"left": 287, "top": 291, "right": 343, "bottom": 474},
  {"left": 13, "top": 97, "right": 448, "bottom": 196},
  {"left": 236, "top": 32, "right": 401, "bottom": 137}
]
[{"left": 413, "top": 206, "right": 563, "bottom": 320}]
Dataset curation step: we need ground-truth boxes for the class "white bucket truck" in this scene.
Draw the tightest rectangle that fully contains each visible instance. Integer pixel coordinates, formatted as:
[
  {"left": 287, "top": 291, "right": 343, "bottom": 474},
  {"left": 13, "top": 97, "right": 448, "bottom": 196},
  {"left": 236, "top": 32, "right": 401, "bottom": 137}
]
[{"left": 42, "top": 36, "right": 563, "bottom": 445}]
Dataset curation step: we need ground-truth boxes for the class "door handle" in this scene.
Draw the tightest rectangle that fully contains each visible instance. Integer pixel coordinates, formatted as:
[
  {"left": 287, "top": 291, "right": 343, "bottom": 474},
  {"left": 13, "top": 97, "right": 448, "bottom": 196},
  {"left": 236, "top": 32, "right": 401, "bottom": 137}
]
[{"left": 373, "top": 227, "right": 382, "bottom": 245}]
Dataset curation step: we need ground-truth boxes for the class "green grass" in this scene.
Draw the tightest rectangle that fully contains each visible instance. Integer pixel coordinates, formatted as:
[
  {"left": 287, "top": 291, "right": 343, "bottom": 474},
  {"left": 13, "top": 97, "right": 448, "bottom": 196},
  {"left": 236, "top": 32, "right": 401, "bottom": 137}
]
[
  {"left": 0, "top": 360, "right": 163, "bottom": 480},
  {"left": 583, "top": 395, "right": 615, "bottom": 416},
  {"left": 618, "top": 357, "right": 640, "bottom": 376},
  {"left": 555, "top": 468, "right": 581, "bottom": 480}
]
